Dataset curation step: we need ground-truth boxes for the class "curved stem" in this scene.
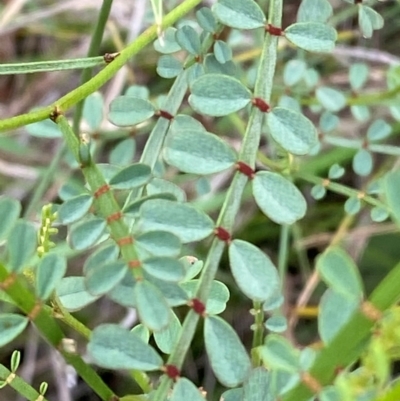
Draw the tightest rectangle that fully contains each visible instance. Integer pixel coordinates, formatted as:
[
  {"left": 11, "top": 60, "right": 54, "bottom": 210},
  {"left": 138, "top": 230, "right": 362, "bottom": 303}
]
[{"left": 0, "top": 0, "right": 202, "bottom": 133}]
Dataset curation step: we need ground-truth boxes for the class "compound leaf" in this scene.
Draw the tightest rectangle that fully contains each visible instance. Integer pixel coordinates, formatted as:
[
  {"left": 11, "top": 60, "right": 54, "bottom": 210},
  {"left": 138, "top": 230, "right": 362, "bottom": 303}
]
[
  {"left": 205, "top": 316, "right": 251, "bottom": 387},
  {"left": 36, "top": 253, "right": 67, "bottom": 300},
  {"left": 212, "top": 0, "right": 265, "bottom": 29},
  {"left": 285, "top": 22, "right": 337, "bottom": 53},
  {"left": 56, "top": 276, "right": 100, "bottom": 311},
  {"left": 164, "top": 129, "right": 237, "bottom": 174},
  {"left": 189, "top": 74, "right": 251, "bottom": 116},
  {"left": 252, "top": 172, "right": 307, "bottom": 225},
  {"left": 69, "top": 218, "right": 107, "bottom": 250},
  {"left": 7, "top": 220, "right": 37, "bottom": 273},
  {"left": 57, "top": 194, "right": 93, "bottom": 225},
  {"left": 170, "top": 377, "right": 206, "bottom": 401},
  {"left": 85, "top": 260, "right": 128, "bottom": 296},
  {"left": 139, "top": 199, "right": 214, "bottom": 243},
  {"left": 134, "top": 280, "right": 171, "bottom": 331},
  {"left": 88, "top": 324, "right": 163, "bottom": 370},
  {"left": 229, "top": 239, "right": 280, "bottom": 302},
  {"left": 0, "top": 197, "right": 21, "bottom": 240},
  {"left": 316, "top": 247, "right": 363, "bottom": 298},
  {"left": 0, "top": 314, "right": 28, "bottom": 347},
  {"left": 109, "top": 96, "right": 155, "bottom": 127},
  {"left": 109, "top": 163, "right": 151, "bottom": 190},
  {"left": 267, "top": 107, "right": 318, "bottom": 155}
]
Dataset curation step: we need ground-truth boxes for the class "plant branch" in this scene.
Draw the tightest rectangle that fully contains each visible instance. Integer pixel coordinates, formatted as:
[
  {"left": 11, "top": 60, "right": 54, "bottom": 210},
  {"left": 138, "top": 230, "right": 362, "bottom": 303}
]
[
  {"left": 0, "top": 0, "right": 203, "bottom": 133},
  {"left": 0, "top": 264, "right": 115, "bottom": 401},
  {"left": 152, "top": 1, "right": 283, "bottom": 399}
]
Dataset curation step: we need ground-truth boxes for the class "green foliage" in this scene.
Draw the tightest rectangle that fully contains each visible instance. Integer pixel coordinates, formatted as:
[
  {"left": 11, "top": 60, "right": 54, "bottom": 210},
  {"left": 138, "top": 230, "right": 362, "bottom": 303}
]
[{"left": 1, "top": 1, "right": 400, "bottom": 401}]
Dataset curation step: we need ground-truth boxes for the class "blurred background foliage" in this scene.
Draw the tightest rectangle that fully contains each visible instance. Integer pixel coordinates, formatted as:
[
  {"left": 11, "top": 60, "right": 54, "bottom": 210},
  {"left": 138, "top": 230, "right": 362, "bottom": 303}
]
[{"left": 1, "top": 0, "right": 400, "bottom": 400}]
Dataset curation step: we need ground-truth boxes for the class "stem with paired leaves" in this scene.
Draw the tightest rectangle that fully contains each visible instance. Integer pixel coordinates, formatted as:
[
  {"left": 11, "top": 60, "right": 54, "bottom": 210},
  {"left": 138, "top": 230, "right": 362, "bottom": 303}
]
[{"left": 153, "top": 1, "right": 283, "bottom": 399}]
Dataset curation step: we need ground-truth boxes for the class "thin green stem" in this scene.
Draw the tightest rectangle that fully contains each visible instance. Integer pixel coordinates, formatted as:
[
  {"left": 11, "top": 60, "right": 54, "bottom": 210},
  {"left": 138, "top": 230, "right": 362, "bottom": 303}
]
[
  {"left": 153, "top": 1, "right": 283, "bottom": 399},
  {"left": 0, "top": 57, "right": 105, "bottom": 75},
  {"left": 0, "top": 0, "right": 202, "bottom": 132},
  {"left": 0, "top": 365, "right": 49, "bottom": 401},
  {"left": 297, "top": 172, "right": 389, "bottom": 211},
  {"left": 278, "top": 224, "right": 290, "bottom": 286},
  {"left": 51, "top": 298, "right": 92, "bottom": 340},
  {"left": 56, "top": 116, "right": 143, "bottom": 280},
  {"left": 0, "top": 264, "right": 115, "bottom": 401},
  {"left": 126, "top": 27, "right": 223, "bottom": 206},
  {"left": 251, "top": 301, "right": 264, "bottom": 366},
  {"left": 292, "top": 224, "right": 311, "bottom": 281},
  {"left": 73, "top": 0, "right": 114, "bottom": 133}
]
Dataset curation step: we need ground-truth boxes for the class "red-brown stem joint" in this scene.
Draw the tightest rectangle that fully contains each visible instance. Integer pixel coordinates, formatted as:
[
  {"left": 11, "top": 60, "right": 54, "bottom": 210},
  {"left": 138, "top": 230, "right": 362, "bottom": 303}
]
[
  {"left": 106, "top": 211, "right": 123, "bottom": 223},
  {"left": 163, "top": 364, "right": 180, "bottom": 381},
  {"left": 104, "top": 52, "right": 120, "bottom": 63},
  {"left": 266, "top": 24, "right": 283, "bottom": 36},
  {"left": 301, "top": 372, "right": 323, "bottom": 394},
  {"left": 94, "top": 184, "right": 111, "bottom": 199},
  {"left": 236, "top": 161, "right": 255, "bottom": 179},
  {"left": 157, "top": 109, "right": 174, "bottom": 120},
  {"left": 0, "top": 273, "right": 17, "bottom": 290},
  {"left": 252, "top": 97, "right": 270, "bottom": 113},
  {"left": 28, "top": 301, "right": 42, "bottom": 321},
  {"left": 49, "top": 106, "right": 63, "bottom": 122},
  {"left": 116, "top": 236, "right": 134, "bottom": 247},
  {"left": 360, "top": 301, "right": 383, "bottom": 322},
  {"left": 190, "top": 298, "right": 206, "bottom": 316},
  {"left": 214, "top": 226, "right": 231, "bottom": 244},
  {"left": 128, "top": 260, "right": 141, "bottom": 269}
]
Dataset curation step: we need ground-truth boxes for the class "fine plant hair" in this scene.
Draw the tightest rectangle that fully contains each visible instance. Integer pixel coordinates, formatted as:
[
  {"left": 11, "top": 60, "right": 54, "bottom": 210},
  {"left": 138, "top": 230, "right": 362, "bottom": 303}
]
[{"left": 1, "top": 1, "right": 400, "bottom": 401}]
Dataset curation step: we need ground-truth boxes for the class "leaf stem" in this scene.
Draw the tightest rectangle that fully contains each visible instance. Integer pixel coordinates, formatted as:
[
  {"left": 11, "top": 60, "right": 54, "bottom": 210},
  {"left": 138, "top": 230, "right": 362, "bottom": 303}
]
[
  {"left": 297, "top": 172, "right": 388, "bottom": 210},
  {"left": 56, "top": 116, "right": 143, "bottom": 280},
  {"left": 152, "top": 1, "right": 283, "bottom": 399}
]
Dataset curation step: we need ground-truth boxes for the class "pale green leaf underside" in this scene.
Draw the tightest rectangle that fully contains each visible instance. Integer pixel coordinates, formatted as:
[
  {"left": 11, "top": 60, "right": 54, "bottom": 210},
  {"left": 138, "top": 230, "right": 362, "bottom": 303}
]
[
  {"left": 252, "top": 172, "right": 307, "bottom": 225},
  {"left": 267, "top": 107, "right": 318, "bottom": 155},
  {"left": 189, "top": 74, "right": 251, "bottom": 116},
  {"left": 285, "top": 22, "right": 337, "bottom": 53},
  {"left": 164, "top": 129, "right": 237, "bottom": 174}
]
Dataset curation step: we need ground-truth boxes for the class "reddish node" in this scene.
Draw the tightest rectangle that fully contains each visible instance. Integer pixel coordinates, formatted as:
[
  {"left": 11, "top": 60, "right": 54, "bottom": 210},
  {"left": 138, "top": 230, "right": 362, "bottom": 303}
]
[
  {"left": 163, "top": 364, "right": 180, "bottom": 381},
  {"left": 157, "top": 109, "right": 174, "bottom": 120},
  {"left": 301, "top": 372, "right": 322, "bottom": 393},
  {"left": 266, "top": 24, "right": 283, "bottom": 36},
  {"left": 236, "top": 161, "right": 255, "bottom": 179},
  {"left": 252, "top": 97, "right": 270, "bottom": 113},
  {"left": 334, "top": 365, "right": 344, "bottom": 376},
  {"left": 94, "top": 184, "right": 111, "bottom": 198},
  {"left": 106, "top": 211, "right": 123, "bottom": 223},
  {"left": 0, "top": 273, "right": 17, "bottom": 290},
  {"left": 191, "top": 298, "right": 206, "bottom": 316},
  {"left": 128, "top": 260, "right": 141, "bottom": 269},
  {"left": 116, "top": 236, "right": 134, "bottom": 246},
  {"left": 215, "top": 226, "right": 231, "bottom": 243},
  {"left": 28, "top": 301, "right": 42, "bottom": 321},
  {"left": 49, "top": 106, "right": 63, "bottom": 122},
  {"left": 103, "top": 52, "right": 120, "bottom": 63}
]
